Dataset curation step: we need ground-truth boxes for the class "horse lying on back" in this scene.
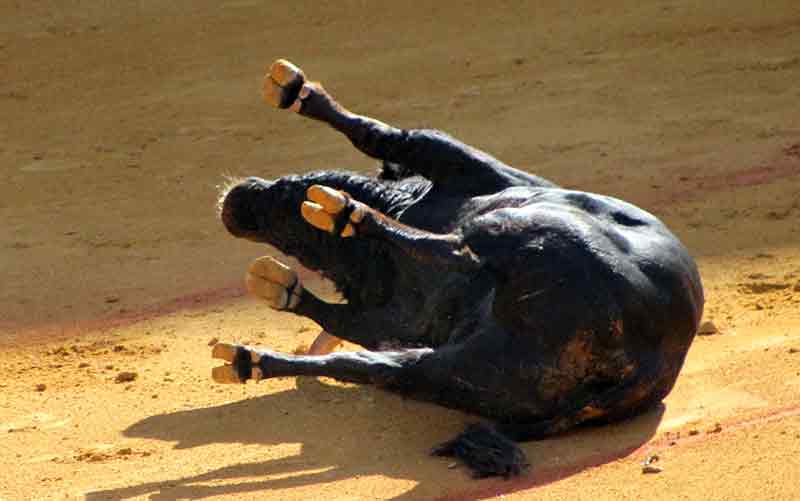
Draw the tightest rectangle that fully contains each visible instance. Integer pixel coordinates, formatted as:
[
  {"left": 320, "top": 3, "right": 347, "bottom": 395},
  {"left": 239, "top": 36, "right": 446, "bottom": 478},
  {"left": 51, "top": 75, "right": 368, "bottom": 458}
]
[{"left": 213, "top": 59, "right": 704, "bottom": 478}]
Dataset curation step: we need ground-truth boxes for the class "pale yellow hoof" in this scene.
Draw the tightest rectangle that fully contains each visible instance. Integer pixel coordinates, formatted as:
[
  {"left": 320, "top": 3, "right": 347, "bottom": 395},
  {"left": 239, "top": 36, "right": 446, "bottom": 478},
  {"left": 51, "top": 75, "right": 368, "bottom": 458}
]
[
  {"left": 211, "top": 342, "right": 238, "bottom": 363},
  {"left": 308, "top": 185, "right": 349, "bottom": 212},
  {"left": 263, "top": 78, "right": 286, "bottom": 108},
  {"left": 211, "top": 343, "right": 264, "bottom": 383},
  {"left": 263, "top": 59, "right": 306, "bottom": 109},
  {"left": 307, "top": 331, "right": 343, "bottom": 355},
  {"left": 270, "top": 59, "right": 304, "bottom": 87},
  {"left": 301, "top": 184, "right": 366, "bottom": 237},
  {"left": 246, "top": 256, "right": 302, "bottom": 310},
  {"left": 211, "top": 365, "right": 243, "bottom": 384}
]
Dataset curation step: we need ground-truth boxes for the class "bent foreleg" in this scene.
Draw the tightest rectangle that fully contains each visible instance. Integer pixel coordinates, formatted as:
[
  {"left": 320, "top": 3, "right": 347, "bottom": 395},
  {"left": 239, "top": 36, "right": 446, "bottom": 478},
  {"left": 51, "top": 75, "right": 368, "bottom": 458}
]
[
  {"left": 245, "top": 255, "right": 412, "bottom": 350},
  {"left": 301, "top": 185, "right": 483, "bottom": 272}
]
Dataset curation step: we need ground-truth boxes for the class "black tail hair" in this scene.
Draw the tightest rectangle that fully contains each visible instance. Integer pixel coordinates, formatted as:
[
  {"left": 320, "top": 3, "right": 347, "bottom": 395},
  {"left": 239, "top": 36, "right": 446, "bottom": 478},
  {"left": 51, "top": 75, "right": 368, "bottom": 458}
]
[{"left": 431, "top": 423, "right": 529, "bottom": 478}]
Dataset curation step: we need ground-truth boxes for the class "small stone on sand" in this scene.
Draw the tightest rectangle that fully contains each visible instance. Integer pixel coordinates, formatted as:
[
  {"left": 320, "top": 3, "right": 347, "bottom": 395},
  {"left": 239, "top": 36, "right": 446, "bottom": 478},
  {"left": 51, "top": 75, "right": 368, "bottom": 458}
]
[
  {"left": 641, "top": 453, "right": 662, "bottom": 473},
  {"left": 35, "top": 383, "right": 46, "bottom": 392},
  {"left": 697, "top": 320, "right": 718, "bottom": 336},
  {"left": 114, "top": 371, "right": 137, "bottom": 383}
]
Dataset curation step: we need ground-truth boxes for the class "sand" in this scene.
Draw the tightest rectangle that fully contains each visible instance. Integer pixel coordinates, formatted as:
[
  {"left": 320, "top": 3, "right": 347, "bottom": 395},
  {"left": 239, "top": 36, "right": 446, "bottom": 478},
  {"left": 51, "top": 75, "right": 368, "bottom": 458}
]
[{"left": 1, "top": 1, "right": 799, "bottom": 499}]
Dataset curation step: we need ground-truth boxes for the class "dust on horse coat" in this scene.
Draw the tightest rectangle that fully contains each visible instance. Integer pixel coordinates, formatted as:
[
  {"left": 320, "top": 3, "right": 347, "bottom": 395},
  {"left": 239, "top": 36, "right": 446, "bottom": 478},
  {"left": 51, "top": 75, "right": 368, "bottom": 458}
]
[{"left": 214, "top": 60, "right": 704, "bottom": 478}]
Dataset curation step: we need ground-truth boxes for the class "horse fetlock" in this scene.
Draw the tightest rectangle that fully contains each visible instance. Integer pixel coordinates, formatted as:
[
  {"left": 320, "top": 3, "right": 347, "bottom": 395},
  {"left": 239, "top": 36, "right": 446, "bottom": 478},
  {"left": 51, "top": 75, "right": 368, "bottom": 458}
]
[
  {"left": 263, "top": 59, "right": 306, "bottom": 109},
  {"left": 246, "top": 256, "right": 302, "bottom": 310},
  {"left": 301, "top": 184, "right": 366, "bottom": 237}
]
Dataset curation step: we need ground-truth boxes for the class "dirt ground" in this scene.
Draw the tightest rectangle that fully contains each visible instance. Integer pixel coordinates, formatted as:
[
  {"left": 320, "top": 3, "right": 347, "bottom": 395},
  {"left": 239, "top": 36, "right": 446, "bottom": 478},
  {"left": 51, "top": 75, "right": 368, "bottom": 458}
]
[{"left": 2, "top": 1, "right": 800, "bottom": 499}]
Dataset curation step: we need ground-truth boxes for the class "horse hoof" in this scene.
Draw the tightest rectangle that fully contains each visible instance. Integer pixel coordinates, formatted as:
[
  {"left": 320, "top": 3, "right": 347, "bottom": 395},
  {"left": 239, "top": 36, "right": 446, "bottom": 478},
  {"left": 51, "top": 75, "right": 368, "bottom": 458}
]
[
  {"left": 263, "top": 59, "right": 306, "bottom": 109},
  {"left": 245, "top": 256, "right": 302, "bottom": 310}
]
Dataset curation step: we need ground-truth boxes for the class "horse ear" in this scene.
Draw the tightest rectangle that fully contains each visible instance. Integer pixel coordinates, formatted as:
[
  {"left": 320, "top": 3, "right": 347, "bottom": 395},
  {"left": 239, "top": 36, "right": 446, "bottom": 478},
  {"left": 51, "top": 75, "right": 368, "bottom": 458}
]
[{"left": 377, "top": 161, "right": 415, "bottom": 181}]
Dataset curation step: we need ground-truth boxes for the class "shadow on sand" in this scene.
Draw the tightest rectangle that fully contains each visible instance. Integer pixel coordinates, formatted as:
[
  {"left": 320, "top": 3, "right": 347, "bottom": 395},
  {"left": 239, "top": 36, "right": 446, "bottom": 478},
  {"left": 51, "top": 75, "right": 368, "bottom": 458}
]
[{"left": 87, "top": 378, "right": 663, "bottom": 500}]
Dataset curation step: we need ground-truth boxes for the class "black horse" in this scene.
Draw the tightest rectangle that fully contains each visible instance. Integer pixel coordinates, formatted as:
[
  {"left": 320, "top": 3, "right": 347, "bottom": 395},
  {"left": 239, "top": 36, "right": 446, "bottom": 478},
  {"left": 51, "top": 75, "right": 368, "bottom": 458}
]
[{"left": 214, "top": 60, "right": 704, "bottom": 478}]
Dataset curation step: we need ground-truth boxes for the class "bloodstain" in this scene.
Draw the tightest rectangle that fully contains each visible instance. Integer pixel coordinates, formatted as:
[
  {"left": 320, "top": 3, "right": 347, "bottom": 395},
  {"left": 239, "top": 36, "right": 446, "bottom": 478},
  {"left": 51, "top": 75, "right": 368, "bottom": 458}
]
[
  {"left": 437, "top": 405, "right": 800, "bottom": 500},
  {"left": 652, "top": 143, "right": 800, "bottom": 208},
  {"left": 1, "top": 265, "right": 326, "bottom": 349}
]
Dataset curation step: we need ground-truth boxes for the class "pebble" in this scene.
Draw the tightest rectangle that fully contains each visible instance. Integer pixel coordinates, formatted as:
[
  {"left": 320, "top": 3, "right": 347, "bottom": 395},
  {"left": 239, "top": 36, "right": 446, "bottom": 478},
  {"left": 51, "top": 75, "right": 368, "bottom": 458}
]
[
  {"left": 114, "top": 371, "right": 138, "bottom": 383},
  {"left": 697, "top": 320, "right": 719, "bottom": 336},
  {"left": 708, "top": 423, "right": 723, "bottom": 434},
  {"left": 641, "top": 454, "right": 662, "bottom": 474},
  {"left": 35, "top": 383, "right": 46, "bottom": 392}
]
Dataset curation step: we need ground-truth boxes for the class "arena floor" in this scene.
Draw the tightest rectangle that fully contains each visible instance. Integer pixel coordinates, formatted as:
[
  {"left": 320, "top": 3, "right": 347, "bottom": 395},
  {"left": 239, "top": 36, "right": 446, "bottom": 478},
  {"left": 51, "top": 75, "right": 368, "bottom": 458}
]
[{"left": 1, "top": 1, "right": 799, "bottom": 499}]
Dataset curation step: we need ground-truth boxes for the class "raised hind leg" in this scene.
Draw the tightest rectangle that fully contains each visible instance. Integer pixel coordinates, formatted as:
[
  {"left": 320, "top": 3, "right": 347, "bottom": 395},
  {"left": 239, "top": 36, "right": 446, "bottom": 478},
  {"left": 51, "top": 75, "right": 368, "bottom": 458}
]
[{"left": 263, "top": 59, "right": 555, "bottom": 194}]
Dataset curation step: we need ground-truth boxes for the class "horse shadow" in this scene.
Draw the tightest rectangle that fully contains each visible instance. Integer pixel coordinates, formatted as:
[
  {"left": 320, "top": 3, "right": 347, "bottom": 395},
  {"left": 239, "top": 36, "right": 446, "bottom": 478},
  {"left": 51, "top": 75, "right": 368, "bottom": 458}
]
[{"left": 86, "top": 377, "right": 664, "bottom": 500}]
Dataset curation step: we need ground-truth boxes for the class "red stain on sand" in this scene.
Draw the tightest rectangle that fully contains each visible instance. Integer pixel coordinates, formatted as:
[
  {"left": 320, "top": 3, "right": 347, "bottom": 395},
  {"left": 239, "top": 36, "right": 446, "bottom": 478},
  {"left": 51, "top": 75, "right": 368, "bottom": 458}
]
[
  {"left": 0, "top": 284, "right": 245, "bottom": 349},
  {"left": 726, "top": 164, "right": 798, "bottom": 188},
  {"left": 653, "top": 143, "right": 800, "bottom": 207},
  {"left": 1, "top": 263, "right": 326, "bottom": 349},
  {"left": 437, "top": 405, "right": 800, "bottom": 501}
]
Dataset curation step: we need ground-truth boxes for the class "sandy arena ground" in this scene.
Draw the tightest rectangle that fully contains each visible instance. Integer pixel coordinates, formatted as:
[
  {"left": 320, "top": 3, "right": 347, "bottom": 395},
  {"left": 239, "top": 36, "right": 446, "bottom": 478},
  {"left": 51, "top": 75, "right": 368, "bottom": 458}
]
[{"left": 2, "top": 1, "right": 800, "bottom": 499}]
